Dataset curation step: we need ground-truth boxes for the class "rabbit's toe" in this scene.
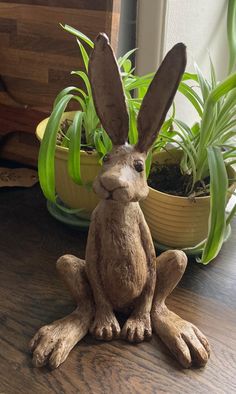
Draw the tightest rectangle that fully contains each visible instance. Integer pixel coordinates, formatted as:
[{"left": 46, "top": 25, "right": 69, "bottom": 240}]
[
  {"left": 121, "top": 313, "right": 152, "bottom": 343},
  {"left": 151, "top": 309, "right": 210, "bottom": 368},
  {"left": 31, "top": 324, "right": 79, "bottom": 369},
  {"left": 30, "top": 310, "right": 90, "bottom": 368},
  {"left": 30, "top": 325, "right": 58, "bottom": 367},
  {"left": 90, "top": 312, "right": 120, "bottom": 341}
]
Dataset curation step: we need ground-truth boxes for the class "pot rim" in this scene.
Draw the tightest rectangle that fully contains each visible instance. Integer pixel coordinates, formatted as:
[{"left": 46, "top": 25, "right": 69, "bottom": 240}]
[
  {"left": 35, "top": 111, "right": 99, "bottom": 158},
  {"left": 148, "top": 184, "right": 210, "bottom": 201},
  {"left": 148, "top": 166, "right": 236, "bottom": 201}
]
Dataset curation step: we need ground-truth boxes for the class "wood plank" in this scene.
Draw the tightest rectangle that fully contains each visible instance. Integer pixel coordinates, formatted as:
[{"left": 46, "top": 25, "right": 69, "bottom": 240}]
[
  {"left": 0, "top": 4, "right": 113, "bottom": 33},
  {"left": 0, "top": 50, "right": 49, "bottom": 83},
  {"left": 1, "top": 47, "right": 83, "bottom": 70},
  {"left": 2, "top": 76, "right": 83, "bottom": 109},
  {"left": 108, "top": 0, "right": 121, "bottom": 53},
  {"left": 1, "top": 0, "right": 113, "bottom": 11},
  {"left": 0, "top": 184, "right": 236, "bottom": 393},
  {"left": 0, "top": 104, "right": 47, "bottom": 135},
  {"left": 17, "top": 20, "right": 82, "bottom": 41},
  {"left": 0, "top": 1, "right": 121, "bottom": 109},
  {"left": 0, "top": 104, "right": 46, "bottom": 165},
  {"left": 0, "top": 17, "right": 16, "bottom": 33},
  {"left": 9, "top": 34, "right": 80, "bottom": 57},
  {"left": 0, "top": 132, "right": 39, "bottom": 166},
  {"left": 0, "top": 32, "right": 10, "bottom": 47}
]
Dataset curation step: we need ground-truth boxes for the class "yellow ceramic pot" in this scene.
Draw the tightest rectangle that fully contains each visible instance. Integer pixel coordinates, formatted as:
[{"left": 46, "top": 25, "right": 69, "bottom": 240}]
[
  {"left": 36, "top": 112, "right": 100, "bottom": 218},
  {"left": 141, "top": 150, "right": 235, "bottom": 248}
]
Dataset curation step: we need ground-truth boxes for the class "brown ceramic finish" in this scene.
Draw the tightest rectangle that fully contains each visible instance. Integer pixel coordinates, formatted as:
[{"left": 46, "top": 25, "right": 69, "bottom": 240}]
[{"left": 30, "top": 34, "right": 210, "bottom": 369}]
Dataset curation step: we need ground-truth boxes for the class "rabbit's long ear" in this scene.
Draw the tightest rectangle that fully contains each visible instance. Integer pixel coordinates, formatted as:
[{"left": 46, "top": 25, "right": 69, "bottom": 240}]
[
  {"left": 88, "top": 33, "right": 129, "bottom": 145},
  {"left": 136, "top": 43, "right": 186, "bottom": 153}
]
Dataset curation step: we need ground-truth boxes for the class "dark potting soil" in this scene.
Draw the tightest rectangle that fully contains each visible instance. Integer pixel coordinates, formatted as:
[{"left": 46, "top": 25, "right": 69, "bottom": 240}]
[{"left": 148, "top": 163, "right": 210, "bottom": 197}]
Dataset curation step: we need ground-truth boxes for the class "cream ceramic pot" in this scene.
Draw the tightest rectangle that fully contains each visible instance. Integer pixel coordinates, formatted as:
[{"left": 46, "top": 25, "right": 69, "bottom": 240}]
[
  {"left": 141, "top": 150, "right": 235, "bottom": 248},
  {"left": 36, "top": 112, "right": 100, "bottom": 218}
]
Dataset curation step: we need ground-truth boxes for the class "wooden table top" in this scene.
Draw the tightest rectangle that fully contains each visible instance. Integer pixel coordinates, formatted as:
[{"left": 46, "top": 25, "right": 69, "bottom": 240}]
[{"left": 0, "top": 184, "right": 235, "bottom": 394}]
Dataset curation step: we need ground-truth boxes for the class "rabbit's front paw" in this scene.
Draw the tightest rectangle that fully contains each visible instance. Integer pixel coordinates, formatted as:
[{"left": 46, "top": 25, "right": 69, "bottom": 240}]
[
  {"left": 121, "top": 313, "right": 152, "bottom": 343},
  {"left": 90, "top": 311, "right": 120, "bottom": 341}
]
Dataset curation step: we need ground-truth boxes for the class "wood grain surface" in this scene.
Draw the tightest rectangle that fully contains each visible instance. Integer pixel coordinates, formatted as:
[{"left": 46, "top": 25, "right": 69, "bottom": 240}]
[
  {"left": 0, "top": 182, "right": 236, "bottom": 393},
  {"left": 0, "top": 0, "right": 121, "bottom": 110},
  {"left": 0, "top": 104, "right": 47, "bottom": 166}
]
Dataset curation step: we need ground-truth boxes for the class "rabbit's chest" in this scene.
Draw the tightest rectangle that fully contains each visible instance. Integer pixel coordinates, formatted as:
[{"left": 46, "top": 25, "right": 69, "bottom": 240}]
[{"left": 100, "top": 221, "right": 148, "bottom": 308}]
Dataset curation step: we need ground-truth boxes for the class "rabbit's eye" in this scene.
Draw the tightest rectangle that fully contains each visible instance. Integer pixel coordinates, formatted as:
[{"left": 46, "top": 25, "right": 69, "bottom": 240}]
[
  {"left": 103, "top": 154, "right": 110, "bottom": 163},
  {"left": 134, "top": 160, "right": 144, "bottom": 173}
]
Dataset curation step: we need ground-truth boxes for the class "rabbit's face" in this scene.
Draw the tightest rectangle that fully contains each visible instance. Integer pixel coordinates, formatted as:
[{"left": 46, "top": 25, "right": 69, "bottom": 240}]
[{"left": 93, "top": 144, "right": 149, "bottom": 203}]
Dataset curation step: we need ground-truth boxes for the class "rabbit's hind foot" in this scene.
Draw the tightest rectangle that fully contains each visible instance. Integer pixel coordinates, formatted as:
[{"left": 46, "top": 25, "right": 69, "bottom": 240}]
[
  {"left": 29, "top": 305, "right": 93, "bottom": 369},
  {"left": 30, "top": 254, "right": 94, "bottom": 369}
]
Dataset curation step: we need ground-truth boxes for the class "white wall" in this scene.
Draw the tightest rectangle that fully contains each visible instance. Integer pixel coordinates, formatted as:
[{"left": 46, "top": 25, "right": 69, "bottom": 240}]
[
  {"left": 165, "top": 0, "right": 228, "bottom": 123},
  {"left": 136, "top": 0, "right": 228, "bottom": 124},
  {"left": 165, "top": 0, "right": 228, "bottom": 78},
  {"left": 136, "top": 0, "right": 167, "bottom": 74}
]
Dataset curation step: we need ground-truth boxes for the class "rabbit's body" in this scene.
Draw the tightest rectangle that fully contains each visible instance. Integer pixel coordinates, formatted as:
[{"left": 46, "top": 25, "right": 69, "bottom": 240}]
[
  {"left": 87, "top": 200, "right": 150, "bottom": 310},
  {"left": 85, "top": 144, "right": 156, "bottom": 333},
  {"left": 30, "top": 34, "right": 210, "bottom": 370}
]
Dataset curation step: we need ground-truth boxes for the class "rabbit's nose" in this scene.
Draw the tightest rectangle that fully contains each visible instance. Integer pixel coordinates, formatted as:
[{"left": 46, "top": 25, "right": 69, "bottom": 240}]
[{"left": 100, "top": 173, "right": 129, "bottom": 192}]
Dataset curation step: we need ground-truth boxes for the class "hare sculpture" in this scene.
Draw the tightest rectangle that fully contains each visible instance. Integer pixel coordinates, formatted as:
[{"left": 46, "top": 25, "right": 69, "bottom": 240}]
[{"left": 30, "top": 34, "right": 210, "bottom": 369}]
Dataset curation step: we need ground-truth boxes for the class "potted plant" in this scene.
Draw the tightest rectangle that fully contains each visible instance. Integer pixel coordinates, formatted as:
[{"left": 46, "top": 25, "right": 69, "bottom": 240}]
[
  {"left": 142, "top": 0, "right": 236, "bottom": 264},
  {"left": 37, "top": 3, "right": 236, "bottom": 264},
  {"left": 36, "top": 25, "right": 154, "bottom": 219}
]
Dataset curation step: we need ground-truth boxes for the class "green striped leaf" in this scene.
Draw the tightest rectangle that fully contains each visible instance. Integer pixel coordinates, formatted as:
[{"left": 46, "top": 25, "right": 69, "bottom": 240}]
[
  {"left": 182, "top": 72, "right": 198, "bottom": 82},
  {"left": 128, "top": 102, "right": 138, "bottom": 145},
  {"left": 53, "top": 86, "right": 86, "bottom": 108},
  {"left": 101, "top": 128, "right": 112, "bottom": 151},
  {"left": 94, "top": 131, "right": 107, "bottom": 157},
  {"left": 194, "top": 63, "right": 210, "bottom": 102},
  {"left": 68, "top": 111, "right": 84, "bottom": 185},
  {"left": 209, "top": 55, "right": 217, "bottom": 89},
  {"left": 118, "top": 48, "right": 137, "bottom": 68},
  {"left": 178, "top": 82, "right": 203, "bottom": 117},
  {"left": 123, "top": 59, "right": 132, "bottom": 73},
  {"left": 38, "top": 94, "right": 74, "bottom": 201},
  {"left": 60, "top": 24, "right": 94, "bottom": 48},
  {"left": 201, "top": 147, "right": 228, "bottom": 264},
  {"left": 77, "top": 39, "right": 89, "bottom": 72},
  {"left": 145, "top": 151, "right": 152, "bottom": 178},
  {"left": 71, "top": 71, "right": 92, "bottom": 96}
]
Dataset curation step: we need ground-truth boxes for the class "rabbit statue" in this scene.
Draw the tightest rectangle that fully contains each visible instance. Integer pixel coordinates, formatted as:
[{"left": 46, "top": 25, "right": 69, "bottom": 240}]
[{"left": 30, "top": 34, "right": 210, "bottom": 369}]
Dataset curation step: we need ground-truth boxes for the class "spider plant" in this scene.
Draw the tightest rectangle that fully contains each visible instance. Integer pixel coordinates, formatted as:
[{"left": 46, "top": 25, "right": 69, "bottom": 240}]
[
  {"left": 38, "top": 24, "right": 156, "bottom": 204},
  {"left": 151, "top": 0, "right": 236, "bottom": 264}
]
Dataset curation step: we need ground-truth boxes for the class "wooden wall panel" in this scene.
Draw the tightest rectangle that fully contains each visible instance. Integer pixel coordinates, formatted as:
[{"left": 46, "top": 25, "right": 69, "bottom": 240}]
[
  {"left": 0, "top": 0, "right": 121, "bottom": 110},
  {"left": 3, "top": 1, "right": 114, "bottom": 10}
]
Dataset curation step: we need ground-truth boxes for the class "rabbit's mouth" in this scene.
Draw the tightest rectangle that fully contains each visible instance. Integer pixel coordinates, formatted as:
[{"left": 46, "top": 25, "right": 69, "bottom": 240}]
[
  {"left": 94, "top": 177, "right": 131, "bottom": 202},
  {"left": 106, "top": 191, "right": 113, "bottom": 200},
  {"left": 105, "top": 186, "right": 128, "bottom": 201}
]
